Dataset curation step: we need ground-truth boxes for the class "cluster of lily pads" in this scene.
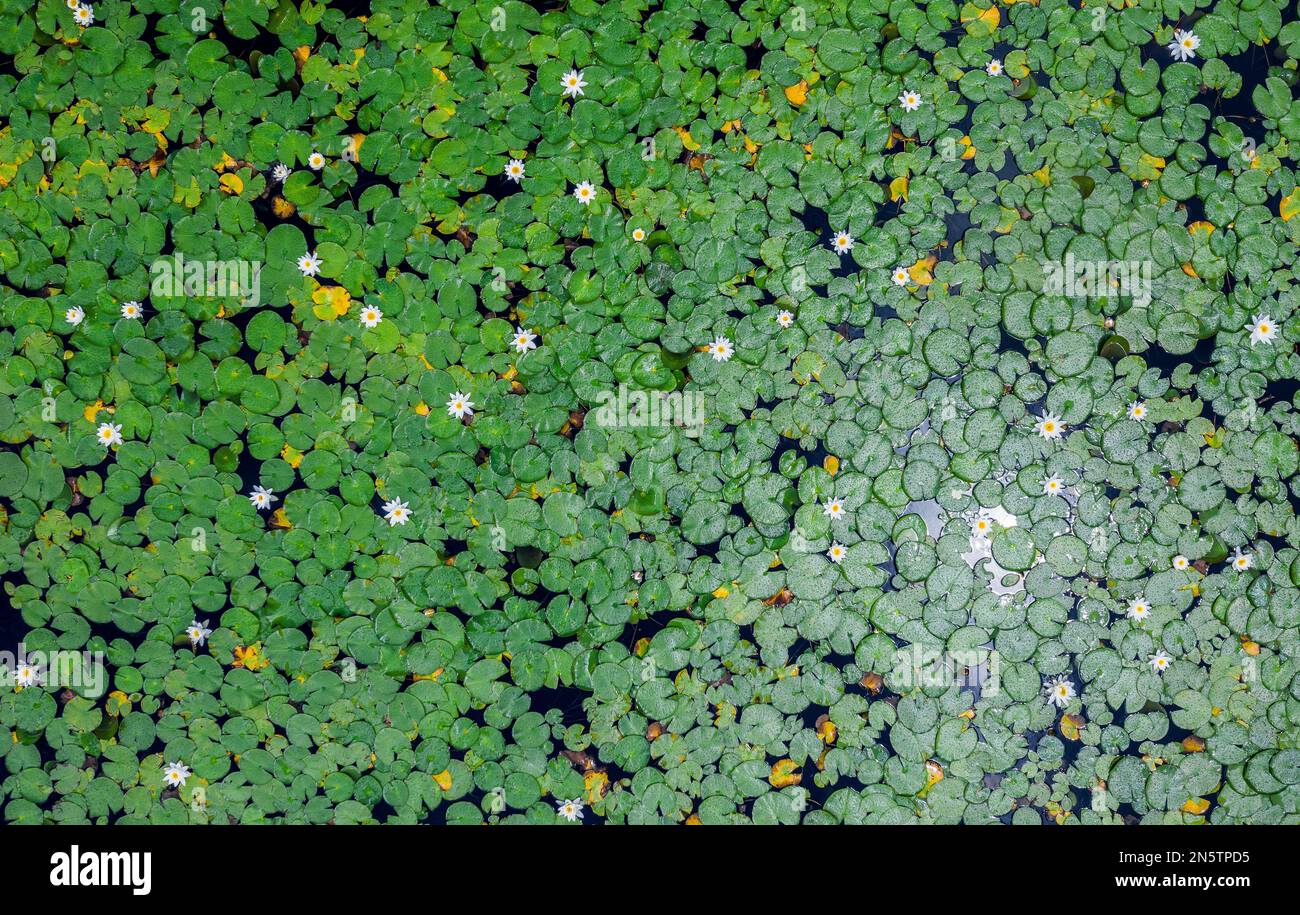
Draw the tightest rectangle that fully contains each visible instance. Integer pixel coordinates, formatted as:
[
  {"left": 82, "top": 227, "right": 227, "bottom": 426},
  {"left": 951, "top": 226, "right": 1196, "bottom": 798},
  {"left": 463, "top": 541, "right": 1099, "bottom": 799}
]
[{"left": 2, "top": 0, "right": 1300, "bottom": 826}]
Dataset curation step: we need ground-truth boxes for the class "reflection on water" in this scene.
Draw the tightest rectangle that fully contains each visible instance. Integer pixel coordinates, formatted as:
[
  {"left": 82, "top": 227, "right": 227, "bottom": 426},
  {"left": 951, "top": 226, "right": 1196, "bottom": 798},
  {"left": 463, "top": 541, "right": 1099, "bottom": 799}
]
[
  {"left": 906, "top": 498, "right": 945, "bottom": 539},
  {"left": 906, "top": 499, "right": 1028, "bottom": 599}
]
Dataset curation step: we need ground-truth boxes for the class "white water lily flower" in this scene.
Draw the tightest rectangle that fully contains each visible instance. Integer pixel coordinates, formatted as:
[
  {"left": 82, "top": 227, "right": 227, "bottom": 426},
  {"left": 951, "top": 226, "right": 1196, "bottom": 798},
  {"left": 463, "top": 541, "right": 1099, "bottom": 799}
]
[
  {"left": 827, "top": 542, "right": 847, "bottom": 564},
  {"left": 186, "top": 620, "right": 212, "bottom": 647},
  {"left": 1126, "top": 597, "right": 1151, "bottom": 622},
  {"left": 512, "top": 327, "right": 538, "bottom": 353},
  {"left": 831, "top": 231, "right": 854, "bottom": 254},
  {"left": 560, "top": 69, "right": 587, "bottom": 98},
  {"left": 446, "top": 392, "right": 474, "bottom": 419},
  {"left": 1232, "top": 548, "right": 1253, "bottom": 571},
  {"left": 556, "top": 797, "right": 585, "bottom": 821},
  {"left": 297, "top": 250, "right": 321, "bottom": 277},
  {"left": 776, "top": 310, "right": 794, "bottom": 328},
  {"left": 504, "top": 158, "right": 526, "bottom": 182},
  {"left": 1148, "top": 650, "right": 1172, "bottom": 674},
  {"left": 1172, "top": 554, "right": 1190, "bottom": 571},
  {"left": 1127, "top": 400, "right": 1147, "bottom": 421},
  {"left": 573, "top": 181, "right": 596, "bottom": 205},
  {"left": 891, "top": 266, "right": 909, "bottom": 286},
  {"left": 823, "top": 498, "right": 846, "bottom": 521},
  {"left": 120, "top": 301, "right": 143, "bottom": 320},
  {"left": 986, "top": 59, "right": 1003, "bottom": 76},
  {"left": 898, "top": 89, "right": 922, "bottom": 111},
  {"left": 631, "top": 228, "right": 646, "bottom": 242},
  {"left": 382, "top": 498, "right": 412, "bottom": 526},
  {"left": 307, "top": 151, "right": 325, "bottom": 170},
  {"left": 972, "top": 515, "right": 994, "bottom": 538},
  {"left": 96, "top": 422, "right": 123, "bottom": 448},
  {"left": 358, "top": 305, "right": 383, "bottom": 329},
  {"left": 1247, "top": 313, "right": 1278, "bottom": 346},
  {"left": 1042, "top": 474, "right": 1064, "bottom": 496},
  {"left": 162, "top": 762, "right": 192, "bottom": 788},
  {"left": 248, "top": 485, "right": 277, "bottom": 511},
  {"left": 14, "top": 661, "right": 41, "bottom": 688},
  {"left": 1035, "top": 412, "right": 1065, "bottom": 440},
  {"left": 709, "top": 336, "right": 734, "bottom": 362},
  {"left": 271, "top": 163, "right": 290, "bottom": 182},
  {"left": 66, "top": 306, "right": 85, "bottom": 326},
  {"left": 1167, "top": 28, "right": 1200, "bottom": 62},
  {"left": 73, "top": 4, "right": 93, "bottom": 26},
  {"left": 1044, "top": 675, "right": 1075, "bottom": 708}
]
